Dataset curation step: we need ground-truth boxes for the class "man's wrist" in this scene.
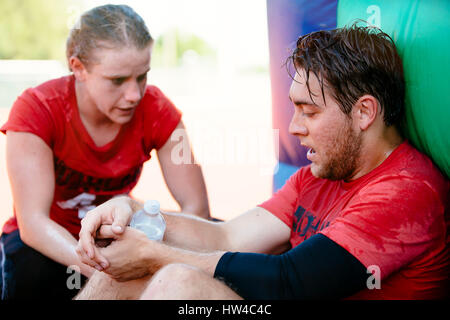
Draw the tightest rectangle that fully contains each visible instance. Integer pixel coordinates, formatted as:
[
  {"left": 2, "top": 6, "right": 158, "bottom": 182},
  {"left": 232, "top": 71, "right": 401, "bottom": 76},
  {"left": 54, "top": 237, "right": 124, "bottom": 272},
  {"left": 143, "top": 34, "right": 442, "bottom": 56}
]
[{"left": 141, "top": 240, "right": 168, "bottom": 275}]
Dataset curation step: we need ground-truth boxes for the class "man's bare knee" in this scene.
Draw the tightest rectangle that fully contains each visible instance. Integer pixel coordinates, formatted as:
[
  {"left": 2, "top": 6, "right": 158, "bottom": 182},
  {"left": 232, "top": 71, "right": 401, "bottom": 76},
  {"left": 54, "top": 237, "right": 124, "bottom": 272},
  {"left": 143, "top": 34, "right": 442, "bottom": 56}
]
[
  {"left": 75, "top": 271, "right": 152, "bottom": 300},
  {"left": 142, "top": 264, "right": 197, "bottom": 298},
  {"left": 141, "top": 263, "right": 242, "bottom": 300}
]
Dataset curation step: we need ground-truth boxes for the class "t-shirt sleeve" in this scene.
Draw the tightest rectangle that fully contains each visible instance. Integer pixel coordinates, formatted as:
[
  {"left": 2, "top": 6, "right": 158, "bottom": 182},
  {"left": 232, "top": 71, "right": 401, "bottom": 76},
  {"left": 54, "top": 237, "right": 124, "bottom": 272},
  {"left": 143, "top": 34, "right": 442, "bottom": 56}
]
[
  {"left": 320, "top": 176, "right": 446, "bottom": 280},
  {"left": 0, "top": 88, "right": 55, "bottom": 147},
  {"left": 144, "top": 86, "right": 182, "bottom": 151},
  {"left": 258, "top": 169, "right": 303, "bottom": 228}
]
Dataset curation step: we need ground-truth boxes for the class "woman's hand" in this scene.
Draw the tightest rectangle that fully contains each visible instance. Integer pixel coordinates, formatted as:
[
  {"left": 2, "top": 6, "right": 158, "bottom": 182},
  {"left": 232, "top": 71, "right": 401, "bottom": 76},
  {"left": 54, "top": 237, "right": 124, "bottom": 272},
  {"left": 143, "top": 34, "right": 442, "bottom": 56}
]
[{"left": 76, "top": 196, "right": 141, "bottom": 271}]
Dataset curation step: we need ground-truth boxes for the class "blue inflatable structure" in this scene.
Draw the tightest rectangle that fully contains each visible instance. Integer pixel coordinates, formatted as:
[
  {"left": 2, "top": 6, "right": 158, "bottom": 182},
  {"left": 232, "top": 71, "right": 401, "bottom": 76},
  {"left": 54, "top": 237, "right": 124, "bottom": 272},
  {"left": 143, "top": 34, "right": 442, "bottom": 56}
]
[{"left": 266, "top": 0, "right": 337, "bottom": 192}]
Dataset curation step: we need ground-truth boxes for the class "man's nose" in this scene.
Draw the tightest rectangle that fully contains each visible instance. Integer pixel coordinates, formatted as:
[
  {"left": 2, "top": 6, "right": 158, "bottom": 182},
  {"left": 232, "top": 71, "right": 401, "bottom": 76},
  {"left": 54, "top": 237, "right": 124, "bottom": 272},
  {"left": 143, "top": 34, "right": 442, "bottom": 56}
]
[{"left": 288, "top": 112, "right": 308, "bottom": 136}]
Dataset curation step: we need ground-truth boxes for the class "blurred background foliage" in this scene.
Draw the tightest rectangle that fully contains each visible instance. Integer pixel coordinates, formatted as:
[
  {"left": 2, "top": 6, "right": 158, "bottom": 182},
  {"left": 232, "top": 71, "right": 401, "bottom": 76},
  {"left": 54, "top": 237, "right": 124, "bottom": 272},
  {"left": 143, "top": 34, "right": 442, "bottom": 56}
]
[
  {"left": 153, "top": 28, "right": 216, "bottom": 67},
  {"left": 0, "top": 0, "right": 76, "bottom": 60},
  {"left": 0, "top": 0, "right": 216, "bottom": 67}
]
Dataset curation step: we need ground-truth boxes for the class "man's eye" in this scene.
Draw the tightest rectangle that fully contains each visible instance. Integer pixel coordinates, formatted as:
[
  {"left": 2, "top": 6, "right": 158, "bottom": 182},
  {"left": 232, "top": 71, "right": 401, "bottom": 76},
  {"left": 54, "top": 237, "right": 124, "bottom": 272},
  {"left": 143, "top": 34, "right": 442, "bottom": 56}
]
[{"left": 303, "top": 111, "right": 315, "bottom": 117}]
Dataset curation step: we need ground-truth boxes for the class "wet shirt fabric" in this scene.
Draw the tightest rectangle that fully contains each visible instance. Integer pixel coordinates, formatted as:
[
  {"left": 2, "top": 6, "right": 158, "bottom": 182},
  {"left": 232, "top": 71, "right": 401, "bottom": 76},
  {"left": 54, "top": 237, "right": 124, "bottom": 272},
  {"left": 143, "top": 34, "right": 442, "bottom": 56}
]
[
  {"left": 1, "top": 75, "right": 182, "bottom": 238},
  {"left": 257, "top": 141, "right": 449, "bottom": 299}
]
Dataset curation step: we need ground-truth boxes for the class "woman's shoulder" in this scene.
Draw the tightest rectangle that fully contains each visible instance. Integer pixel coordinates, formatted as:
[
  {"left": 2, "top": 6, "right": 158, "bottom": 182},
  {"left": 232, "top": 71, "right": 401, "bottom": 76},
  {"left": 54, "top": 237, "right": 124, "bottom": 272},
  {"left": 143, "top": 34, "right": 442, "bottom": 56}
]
[
  {"left": 29, "top": 75, "right": 74, "bottom": 99},
  {"left": 19, "top": 75, "right": 75, "bottom": 113},
  {"left": 12, "top": 75, "right": 75, "bottom": 128},
  {"left": 142, "top": 84, "right": 167, "bottom": 100},
  {"left": 138, "top": 84, "right": 178, "bottom": 114},
  {"left": 2, "top": 76, "right": 74, "bottom": 147}
]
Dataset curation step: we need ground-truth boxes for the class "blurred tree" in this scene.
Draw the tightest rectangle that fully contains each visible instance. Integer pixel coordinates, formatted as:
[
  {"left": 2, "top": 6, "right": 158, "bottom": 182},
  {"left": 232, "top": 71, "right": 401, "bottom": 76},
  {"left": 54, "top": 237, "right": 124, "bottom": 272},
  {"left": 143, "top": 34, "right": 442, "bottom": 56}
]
[
  {"left": 152, "top": 28, "right": 216, "bottom": 67},
  {"left": 0, "top": 0, "right": 82, "bottom": 60}
]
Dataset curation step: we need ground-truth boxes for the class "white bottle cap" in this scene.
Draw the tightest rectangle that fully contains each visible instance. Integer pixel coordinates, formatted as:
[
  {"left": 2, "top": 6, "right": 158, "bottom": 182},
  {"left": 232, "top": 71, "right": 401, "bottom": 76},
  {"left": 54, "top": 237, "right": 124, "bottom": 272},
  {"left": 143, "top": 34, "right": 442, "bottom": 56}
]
[{"left": 143, "top": 200, "right": 160, "bottom": 214}]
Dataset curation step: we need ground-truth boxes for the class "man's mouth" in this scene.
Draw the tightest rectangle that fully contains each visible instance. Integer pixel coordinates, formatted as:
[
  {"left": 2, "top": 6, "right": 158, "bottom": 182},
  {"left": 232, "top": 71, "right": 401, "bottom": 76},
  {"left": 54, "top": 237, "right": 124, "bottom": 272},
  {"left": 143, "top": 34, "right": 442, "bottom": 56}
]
[{"left": 306, "top": 147, "right": 316, "bottom": 160}]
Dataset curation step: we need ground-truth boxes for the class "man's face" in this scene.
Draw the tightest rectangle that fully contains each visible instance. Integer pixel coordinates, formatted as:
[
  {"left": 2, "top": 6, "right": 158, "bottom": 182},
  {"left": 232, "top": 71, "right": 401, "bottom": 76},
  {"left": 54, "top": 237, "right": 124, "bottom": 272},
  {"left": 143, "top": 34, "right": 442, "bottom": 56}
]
[{"left": 288, "top": 69, "right": 362, "bottom": 181}]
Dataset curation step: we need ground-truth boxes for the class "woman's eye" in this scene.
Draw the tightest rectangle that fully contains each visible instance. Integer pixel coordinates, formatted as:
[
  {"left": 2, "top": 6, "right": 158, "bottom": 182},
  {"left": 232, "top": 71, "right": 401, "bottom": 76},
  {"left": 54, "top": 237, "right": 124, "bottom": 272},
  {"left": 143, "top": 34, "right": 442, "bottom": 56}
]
[
  {"left": 111, "top": 78, "right": 125, "bottom": 86},
  {"left": 137, "top": 73, "right": 147, "bottom": 82}
]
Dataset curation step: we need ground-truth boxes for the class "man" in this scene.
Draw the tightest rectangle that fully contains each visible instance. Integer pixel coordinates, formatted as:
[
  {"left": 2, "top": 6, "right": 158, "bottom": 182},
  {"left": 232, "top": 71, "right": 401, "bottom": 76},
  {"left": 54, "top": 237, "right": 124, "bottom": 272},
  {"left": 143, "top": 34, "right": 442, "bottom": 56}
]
[{"left": 75, "top": 25, "right": 449, "bottom": 300}]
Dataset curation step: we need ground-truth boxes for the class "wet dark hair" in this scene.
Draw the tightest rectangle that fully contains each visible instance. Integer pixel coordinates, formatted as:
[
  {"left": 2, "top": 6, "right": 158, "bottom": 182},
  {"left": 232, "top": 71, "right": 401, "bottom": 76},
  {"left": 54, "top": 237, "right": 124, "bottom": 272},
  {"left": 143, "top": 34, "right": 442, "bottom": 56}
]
[
  {"left": 66, "top": 4, "right": 153, "bottom": 70},
  {"left": 288, "top": 23, "right": 405, "bottom": 127}
]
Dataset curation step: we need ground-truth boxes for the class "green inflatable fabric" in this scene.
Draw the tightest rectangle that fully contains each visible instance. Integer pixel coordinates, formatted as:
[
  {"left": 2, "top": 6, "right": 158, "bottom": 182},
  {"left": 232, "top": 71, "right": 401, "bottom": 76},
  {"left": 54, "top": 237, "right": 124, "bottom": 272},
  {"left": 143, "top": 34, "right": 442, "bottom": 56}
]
[{"left": 337, "top": 0, "right": 450, "bottom": 178}]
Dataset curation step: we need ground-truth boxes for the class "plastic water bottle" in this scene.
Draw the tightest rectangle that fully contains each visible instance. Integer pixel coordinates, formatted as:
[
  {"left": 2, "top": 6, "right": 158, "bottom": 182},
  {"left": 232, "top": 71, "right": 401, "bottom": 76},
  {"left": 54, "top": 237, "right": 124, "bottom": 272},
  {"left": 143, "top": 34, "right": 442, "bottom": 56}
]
[{"left": 129, "top": 200, "right": 166, "bottom": 241}]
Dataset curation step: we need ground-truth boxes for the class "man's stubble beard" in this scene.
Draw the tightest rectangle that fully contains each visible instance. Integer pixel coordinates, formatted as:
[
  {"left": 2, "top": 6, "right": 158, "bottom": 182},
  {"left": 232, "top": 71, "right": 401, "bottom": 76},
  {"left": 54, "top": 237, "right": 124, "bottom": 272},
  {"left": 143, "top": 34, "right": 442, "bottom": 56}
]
[{"left": 313, "top": 120, "right": 362, "bottom": 181}]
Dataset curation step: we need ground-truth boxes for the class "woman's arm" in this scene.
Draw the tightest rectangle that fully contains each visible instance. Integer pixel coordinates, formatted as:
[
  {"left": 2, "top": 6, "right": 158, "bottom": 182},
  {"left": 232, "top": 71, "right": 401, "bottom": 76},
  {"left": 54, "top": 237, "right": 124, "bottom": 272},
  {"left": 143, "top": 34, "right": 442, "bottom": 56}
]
[
  {"left": 6, "top": 131, "right": 96, "bottom": 277},
  {"left": 156, "top": 121, "right": 211, "bottom": 219}
]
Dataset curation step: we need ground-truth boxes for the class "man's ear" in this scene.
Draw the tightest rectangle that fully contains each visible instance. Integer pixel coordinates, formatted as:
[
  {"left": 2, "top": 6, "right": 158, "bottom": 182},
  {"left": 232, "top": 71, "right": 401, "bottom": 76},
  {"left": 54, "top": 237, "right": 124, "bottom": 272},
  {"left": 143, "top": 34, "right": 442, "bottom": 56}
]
[
  {"left": 353, "top": 95, "right": 379, "bottom": 131},
  {"left": 69, "top": 56, "right": 88, "bottom": 81}
]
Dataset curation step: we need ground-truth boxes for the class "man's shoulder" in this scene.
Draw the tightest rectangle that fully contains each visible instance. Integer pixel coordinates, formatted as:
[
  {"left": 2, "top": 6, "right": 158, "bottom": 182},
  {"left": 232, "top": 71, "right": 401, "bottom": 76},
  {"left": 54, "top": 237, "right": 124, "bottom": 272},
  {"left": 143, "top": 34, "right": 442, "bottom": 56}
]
[
  {"left": 387, "top": 141, "right": 447, "bottom": 187},
  {"left": 360, "top": 141, "right": 449, "bottom": 204}
]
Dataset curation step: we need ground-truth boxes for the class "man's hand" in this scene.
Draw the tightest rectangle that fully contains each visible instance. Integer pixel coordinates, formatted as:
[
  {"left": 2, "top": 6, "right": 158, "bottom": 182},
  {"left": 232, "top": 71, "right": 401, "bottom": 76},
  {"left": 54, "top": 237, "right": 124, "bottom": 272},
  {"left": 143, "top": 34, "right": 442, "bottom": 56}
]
[
  {"left": 96, "top": 225, "right": 155, "bottom": 282},
  {"left": 76, "top": 196, "right": 141, "bottom": 271}
]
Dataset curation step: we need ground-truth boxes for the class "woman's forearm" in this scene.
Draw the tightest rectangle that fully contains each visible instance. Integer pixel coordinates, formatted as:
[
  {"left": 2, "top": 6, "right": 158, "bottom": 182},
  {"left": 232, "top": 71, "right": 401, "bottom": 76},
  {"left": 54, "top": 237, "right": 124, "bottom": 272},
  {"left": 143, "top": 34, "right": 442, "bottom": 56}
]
[{"left": 20, "top": 216, "right": 95, "bottom": 277}]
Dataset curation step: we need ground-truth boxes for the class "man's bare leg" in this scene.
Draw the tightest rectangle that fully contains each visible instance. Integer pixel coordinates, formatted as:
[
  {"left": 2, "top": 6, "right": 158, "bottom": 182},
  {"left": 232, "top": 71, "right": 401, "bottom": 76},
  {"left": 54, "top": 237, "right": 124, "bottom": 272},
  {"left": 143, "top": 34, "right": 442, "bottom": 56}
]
[
  {"left": 140, "top": 263, "right": 243, "bottom": 300},
  {"left": 74, "top": 271, "right": 152, "bottom": 300}
]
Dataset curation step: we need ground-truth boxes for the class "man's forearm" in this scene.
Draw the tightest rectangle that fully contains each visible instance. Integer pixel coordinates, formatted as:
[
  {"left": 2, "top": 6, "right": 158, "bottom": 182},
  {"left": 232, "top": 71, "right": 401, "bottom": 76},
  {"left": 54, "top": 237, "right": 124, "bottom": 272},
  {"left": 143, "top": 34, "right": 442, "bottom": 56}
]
[
  {"left": 129, "top": 197, "right": 225, "bottom": 252},
  {"left": 162, "top": 211, "right": 227, "bottom": 252}
]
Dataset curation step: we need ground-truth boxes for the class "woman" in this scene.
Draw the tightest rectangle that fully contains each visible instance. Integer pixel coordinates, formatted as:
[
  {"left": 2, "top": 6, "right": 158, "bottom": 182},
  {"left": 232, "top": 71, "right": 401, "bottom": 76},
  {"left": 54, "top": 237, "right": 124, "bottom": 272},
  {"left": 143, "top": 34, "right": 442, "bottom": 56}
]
[{"left": 0, "top": 4, "right": 210, "bottom": 299}]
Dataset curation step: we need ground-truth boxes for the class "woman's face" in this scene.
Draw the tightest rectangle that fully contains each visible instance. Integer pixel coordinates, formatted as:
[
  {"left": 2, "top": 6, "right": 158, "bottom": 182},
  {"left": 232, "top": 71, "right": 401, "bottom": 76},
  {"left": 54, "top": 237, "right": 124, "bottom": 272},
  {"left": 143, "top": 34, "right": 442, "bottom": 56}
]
[{"left": 75, "top": 44, "right": 151, "bottom": 125}]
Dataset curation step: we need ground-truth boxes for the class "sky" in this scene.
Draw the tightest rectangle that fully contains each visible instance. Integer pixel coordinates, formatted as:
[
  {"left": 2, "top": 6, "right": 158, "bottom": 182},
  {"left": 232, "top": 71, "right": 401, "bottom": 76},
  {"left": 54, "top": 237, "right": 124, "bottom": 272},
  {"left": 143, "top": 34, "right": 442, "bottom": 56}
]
[{"left": 80, "top": 0, "right": 270, "bottom": 70}]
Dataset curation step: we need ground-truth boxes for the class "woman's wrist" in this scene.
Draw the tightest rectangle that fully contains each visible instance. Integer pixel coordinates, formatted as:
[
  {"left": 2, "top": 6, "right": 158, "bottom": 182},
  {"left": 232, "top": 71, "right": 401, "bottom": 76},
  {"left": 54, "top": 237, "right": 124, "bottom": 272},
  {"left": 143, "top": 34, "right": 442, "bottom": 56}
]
[{"left": 128, "top": 197, "right": 143, "bottom": 213}]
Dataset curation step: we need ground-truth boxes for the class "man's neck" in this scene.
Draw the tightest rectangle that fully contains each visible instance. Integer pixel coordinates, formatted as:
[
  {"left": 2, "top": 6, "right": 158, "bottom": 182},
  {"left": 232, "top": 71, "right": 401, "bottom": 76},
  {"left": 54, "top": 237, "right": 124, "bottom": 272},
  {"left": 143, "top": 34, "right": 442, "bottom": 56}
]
[{"left": 350, "top": 126, "right": 404, "bottom": 181}]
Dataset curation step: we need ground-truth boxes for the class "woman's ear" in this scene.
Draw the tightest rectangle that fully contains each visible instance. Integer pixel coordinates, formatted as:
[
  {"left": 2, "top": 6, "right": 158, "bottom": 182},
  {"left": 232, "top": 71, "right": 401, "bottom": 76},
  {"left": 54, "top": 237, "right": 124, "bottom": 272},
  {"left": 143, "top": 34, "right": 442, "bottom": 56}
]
[
  {"left": 353, "top": 95, "right": 379, "bottom": 131},
  {"left": 69, "top": 56, "right": 87, "bottom": 81}
]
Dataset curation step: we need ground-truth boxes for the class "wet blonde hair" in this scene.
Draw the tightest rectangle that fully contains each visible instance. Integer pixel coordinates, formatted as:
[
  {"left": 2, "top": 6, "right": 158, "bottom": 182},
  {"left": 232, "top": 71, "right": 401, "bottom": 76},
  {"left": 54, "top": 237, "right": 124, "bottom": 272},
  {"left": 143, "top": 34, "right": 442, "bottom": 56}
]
[{"left": 66, "top": 4, "right": 153, "bottom": 71}]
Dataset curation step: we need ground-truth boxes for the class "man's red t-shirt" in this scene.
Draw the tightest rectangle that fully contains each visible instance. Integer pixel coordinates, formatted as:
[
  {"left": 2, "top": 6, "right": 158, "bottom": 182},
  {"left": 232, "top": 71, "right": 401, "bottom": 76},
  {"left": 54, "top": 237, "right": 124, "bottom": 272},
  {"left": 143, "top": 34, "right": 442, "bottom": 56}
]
[
  {"left": 259, "top": 141, "right": 449, "bottom": 299},
  {"left": 1, "top": 75, "right": 182, "bottom": 238}
]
